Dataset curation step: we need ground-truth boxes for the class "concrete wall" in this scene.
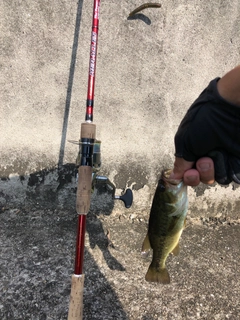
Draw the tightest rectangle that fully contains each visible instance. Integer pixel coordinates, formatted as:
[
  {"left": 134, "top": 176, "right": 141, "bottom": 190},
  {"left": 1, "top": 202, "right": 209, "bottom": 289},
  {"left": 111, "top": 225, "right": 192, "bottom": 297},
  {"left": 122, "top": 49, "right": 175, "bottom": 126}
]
[{"left": 1, "top": 0, "right": 240, "bottom": 218}]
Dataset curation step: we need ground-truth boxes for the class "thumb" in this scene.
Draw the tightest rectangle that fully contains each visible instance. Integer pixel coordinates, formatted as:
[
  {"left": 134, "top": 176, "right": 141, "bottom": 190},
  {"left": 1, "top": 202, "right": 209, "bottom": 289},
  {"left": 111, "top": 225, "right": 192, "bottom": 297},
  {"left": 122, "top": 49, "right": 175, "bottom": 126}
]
[{"left": 170, "top": 157, "right": 195, "bottom": 179}]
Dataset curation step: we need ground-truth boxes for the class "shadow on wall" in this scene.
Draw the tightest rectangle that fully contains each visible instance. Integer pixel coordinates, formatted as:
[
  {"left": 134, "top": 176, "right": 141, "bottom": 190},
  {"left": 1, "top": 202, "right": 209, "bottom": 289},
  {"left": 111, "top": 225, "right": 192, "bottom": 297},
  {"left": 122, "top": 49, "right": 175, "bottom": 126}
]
[
  {"left": 127, "top": 13, "right": 152, "bottom": 25},
  {"left": 58, "top": 0, "right": 84, "bottom": 167},
  {"left": 0, "top": 0, "right": 84, "bottom": 210},
  {"left": 0, "top": 163, "right": 77, "bottom": 210}
]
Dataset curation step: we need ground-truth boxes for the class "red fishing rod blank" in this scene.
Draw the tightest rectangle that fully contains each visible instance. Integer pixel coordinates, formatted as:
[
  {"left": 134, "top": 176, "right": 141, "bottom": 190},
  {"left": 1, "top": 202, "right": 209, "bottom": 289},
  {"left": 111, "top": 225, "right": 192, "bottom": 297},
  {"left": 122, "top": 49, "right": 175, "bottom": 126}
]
[{"left": 86, "top": 0, "right": 100, "bottom": 122}]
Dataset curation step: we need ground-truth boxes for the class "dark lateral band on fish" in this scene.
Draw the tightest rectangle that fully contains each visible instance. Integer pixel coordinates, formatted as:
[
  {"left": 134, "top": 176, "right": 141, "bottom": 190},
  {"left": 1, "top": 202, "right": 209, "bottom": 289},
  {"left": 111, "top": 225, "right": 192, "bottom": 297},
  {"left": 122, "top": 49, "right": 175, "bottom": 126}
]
[{"left": 128, "top": 3, "right": 161, "bottom": 17}]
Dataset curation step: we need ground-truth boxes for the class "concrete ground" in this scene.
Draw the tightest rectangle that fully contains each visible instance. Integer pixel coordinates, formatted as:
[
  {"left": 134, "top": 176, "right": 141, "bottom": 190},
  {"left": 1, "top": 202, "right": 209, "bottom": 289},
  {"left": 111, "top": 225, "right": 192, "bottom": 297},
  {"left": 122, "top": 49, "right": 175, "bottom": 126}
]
[{"left": 0, "top": 205, "right": 239, "bottom": 320}]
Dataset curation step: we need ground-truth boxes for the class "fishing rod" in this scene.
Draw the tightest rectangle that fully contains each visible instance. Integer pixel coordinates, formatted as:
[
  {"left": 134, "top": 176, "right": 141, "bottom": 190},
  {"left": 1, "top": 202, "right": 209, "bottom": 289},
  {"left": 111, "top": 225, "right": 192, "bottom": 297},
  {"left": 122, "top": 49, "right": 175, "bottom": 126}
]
[{"left": 68, "top": 1, "right": 132, "bottom": 319}]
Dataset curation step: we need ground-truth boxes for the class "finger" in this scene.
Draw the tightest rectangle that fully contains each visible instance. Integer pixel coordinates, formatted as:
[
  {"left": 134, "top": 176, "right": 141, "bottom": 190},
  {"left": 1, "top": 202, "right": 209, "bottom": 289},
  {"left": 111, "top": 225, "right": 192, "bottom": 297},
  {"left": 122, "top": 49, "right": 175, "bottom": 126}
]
[
  {"left": 171, "top": 157, "right": 195, "bottom": 180},
  {"left": 183, "top": 169, "right": 200, "bottom": 186},
  {"left": 196, "top": 157, "right": 215, "bottom": 184}
]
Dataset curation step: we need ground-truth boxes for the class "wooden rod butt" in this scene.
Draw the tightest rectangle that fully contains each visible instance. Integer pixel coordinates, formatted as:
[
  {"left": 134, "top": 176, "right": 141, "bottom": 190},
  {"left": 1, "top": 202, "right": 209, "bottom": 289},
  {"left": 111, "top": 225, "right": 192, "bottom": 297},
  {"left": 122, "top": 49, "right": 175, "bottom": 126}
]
[{"left": 67, "top": 275, "right": 85, "bottom": 320}]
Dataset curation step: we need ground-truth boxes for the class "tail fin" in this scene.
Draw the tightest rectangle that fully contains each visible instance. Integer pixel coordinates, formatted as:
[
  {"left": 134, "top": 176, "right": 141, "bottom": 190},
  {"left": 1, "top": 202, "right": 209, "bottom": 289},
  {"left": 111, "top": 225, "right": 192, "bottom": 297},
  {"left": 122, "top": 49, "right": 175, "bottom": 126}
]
[{"left": 145, "top": 266, "right": 170, "bottom": 284}]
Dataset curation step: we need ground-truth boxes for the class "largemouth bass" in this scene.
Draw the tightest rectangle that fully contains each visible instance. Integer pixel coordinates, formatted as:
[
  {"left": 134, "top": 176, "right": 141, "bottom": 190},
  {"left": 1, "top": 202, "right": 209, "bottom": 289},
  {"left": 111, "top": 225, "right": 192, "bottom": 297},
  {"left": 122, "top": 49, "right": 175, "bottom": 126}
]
[{"left": 142, "top": 169, "right": 188, "bottom": 284}]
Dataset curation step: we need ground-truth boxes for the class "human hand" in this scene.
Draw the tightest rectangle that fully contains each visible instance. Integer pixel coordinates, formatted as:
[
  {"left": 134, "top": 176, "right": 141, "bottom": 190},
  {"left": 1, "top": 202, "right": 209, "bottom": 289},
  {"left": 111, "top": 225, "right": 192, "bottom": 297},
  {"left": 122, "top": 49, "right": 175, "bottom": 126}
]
[
  {"left": 172, "top": 73, "right": 240, "bottom": 186},
  {"left": 170, "top": 156, "right": 215, "bottom": 186}
]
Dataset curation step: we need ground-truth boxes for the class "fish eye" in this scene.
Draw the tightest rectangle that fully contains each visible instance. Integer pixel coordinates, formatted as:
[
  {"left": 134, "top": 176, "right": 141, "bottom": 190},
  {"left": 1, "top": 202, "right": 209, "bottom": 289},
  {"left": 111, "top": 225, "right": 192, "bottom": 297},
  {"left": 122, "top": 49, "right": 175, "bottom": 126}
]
[{"left": 158, "top": 179, "right": 165, "bottom": 192}]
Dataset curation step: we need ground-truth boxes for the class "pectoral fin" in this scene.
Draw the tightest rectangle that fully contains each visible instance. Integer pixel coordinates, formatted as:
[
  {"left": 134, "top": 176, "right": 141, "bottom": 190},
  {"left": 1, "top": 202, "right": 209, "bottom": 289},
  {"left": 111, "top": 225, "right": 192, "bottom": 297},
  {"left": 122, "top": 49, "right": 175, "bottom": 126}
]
[{"left": 141, "top": 234, "right": 151, "bottom": 258}]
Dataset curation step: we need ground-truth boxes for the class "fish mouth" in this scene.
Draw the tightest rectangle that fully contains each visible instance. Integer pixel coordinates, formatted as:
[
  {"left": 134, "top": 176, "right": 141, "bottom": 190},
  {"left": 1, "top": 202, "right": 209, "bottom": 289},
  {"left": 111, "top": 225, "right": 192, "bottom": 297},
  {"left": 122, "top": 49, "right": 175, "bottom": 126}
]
[{"left": 162, "top": 169, "right": 182, "bottom": 186}]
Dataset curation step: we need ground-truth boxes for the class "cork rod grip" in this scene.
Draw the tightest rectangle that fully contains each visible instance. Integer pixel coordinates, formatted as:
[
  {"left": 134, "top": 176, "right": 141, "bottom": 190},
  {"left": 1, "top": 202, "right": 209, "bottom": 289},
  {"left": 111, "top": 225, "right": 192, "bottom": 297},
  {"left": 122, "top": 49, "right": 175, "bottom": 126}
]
[
  {"left": 76, "top": 166, "right": 92, "bottom": 214},
  {"left": 76, "top": 123, "right": 96, "bottom": 214},
  {"left": 67, "top": 275, "right": 85, "bottom": 320},
  {"left": 81, "top": 122, "right": 96, "bottom": 139}
]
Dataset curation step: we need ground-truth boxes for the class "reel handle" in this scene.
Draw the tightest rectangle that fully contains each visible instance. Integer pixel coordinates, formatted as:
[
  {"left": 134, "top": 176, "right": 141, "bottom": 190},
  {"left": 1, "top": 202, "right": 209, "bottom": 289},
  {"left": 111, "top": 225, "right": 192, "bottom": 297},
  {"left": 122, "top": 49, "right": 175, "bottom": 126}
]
[
  {"left": 114, "top": 189, "right": 133, "bottom": 208},
  {"left": 93, "top": 175, "right": 133, "bottom": 208}
]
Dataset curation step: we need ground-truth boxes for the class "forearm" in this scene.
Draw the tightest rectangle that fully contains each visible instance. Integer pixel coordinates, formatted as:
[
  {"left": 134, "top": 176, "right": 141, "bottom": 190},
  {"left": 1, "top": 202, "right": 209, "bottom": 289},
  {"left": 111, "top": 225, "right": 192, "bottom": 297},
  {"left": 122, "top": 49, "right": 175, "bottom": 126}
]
[{"left": 217, "top": 65, "right": 240, "bottom": 106}]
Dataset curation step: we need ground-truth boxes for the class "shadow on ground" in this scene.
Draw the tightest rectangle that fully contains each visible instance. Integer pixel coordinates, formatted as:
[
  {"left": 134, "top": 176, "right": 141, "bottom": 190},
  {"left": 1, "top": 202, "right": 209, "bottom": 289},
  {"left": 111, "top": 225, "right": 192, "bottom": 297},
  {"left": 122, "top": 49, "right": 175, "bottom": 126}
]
[{"left": 0, "top": 208, "right": 128, "bottom": 320}]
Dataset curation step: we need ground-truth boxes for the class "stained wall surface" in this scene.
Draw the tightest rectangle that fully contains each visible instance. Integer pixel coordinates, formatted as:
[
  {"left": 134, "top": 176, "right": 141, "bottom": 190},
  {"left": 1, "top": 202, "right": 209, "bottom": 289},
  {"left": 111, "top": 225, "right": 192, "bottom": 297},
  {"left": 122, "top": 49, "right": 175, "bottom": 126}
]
[{"left": 1, "top": 0, "right": 240, "bottom": 217}]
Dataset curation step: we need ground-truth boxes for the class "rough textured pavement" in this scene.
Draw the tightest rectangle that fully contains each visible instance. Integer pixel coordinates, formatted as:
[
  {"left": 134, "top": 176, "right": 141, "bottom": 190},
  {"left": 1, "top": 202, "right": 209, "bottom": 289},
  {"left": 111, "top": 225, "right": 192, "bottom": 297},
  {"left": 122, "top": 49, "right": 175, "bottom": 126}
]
[{"left": 0, "top": 205, "right": 239, "bottom": 320}]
